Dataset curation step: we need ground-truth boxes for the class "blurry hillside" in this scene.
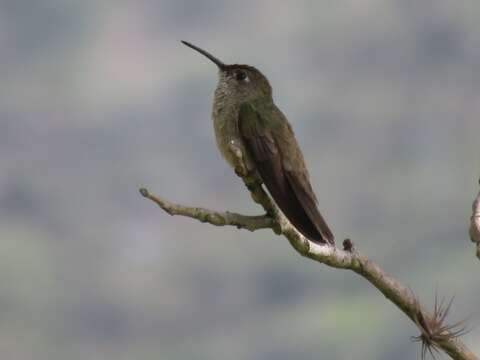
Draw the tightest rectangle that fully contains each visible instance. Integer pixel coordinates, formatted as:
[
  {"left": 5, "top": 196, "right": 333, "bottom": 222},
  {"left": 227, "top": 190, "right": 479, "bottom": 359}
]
[{"left": 0, "top": 1, "right": 479, "bottom": 359}]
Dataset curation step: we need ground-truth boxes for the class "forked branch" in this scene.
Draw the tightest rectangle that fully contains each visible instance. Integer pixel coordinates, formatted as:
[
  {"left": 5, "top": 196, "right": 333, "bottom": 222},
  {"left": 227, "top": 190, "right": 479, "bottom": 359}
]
[{"left": 140, "top": 171, "right": 478, "bottom": 360}]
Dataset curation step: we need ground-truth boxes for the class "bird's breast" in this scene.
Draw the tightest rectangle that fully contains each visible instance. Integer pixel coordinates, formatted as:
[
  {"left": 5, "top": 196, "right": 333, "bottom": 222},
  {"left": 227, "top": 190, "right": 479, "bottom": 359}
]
[{"left": 212, "top": 103, "right": 245, "bottom": 169}]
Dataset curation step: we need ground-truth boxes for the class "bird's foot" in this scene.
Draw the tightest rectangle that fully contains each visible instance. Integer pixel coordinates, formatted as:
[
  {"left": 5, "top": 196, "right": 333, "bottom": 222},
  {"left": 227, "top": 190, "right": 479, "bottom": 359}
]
[{"left": 234, "top": 165, "right": 247, "bottom": 178}]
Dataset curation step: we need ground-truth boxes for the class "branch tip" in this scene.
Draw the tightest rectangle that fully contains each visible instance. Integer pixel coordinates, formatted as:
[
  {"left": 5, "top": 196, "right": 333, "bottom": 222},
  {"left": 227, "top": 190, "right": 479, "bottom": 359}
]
[{"left": 139, "top": 187, "right": 149, "bottom": 197}]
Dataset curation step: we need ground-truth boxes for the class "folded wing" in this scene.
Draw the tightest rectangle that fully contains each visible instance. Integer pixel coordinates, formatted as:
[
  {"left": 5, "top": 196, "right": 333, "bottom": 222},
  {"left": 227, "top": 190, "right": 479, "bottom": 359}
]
[{"left": 239, "top": 102, "right": 334, "bottom": 244}]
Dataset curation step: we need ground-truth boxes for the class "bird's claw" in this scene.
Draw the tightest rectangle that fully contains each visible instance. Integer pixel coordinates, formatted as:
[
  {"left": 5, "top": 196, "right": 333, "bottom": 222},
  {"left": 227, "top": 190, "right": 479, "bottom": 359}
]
[{"left": 234, "top": 165, "right": 246, "bottom": 177}]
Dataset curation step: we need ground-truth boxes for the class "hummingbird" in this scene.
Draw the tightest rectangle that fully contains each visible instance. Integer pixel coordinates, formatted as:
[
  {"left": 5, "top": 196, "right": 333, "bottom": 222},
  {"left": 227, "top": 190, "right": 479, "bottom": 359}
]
[{"left": 182, "top": 41, "right": 334, "bottom": 245}]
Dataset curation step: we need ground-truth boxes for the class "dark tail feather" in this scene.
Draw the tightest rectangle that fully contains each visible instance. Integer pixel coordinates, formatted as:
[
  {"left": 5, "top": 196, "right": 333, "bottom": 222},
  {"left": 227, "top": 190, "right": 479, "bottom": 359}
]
[
  {"left": 285, "top": 172, "right": 334, "bottom": 244},
  {"left": 257, "top": 161, "right": 334, "bottom": 245}
]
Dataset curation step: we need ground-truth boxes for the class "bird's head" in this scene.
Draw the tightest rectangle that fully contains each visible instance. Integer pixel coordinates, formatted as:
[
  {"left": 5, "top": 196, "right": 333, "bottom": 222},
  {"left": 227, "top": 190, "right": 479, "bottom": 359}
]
[{"left": 182, "top": 41, "right": 272, "bottom": 104}]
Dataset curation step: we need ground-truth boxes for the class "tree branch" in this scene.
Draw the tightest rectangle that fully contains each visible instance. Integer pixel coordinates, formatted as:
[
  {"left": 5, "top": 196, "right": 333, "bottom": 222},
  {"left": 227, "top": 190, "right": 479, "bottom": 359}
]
[
  {"left": 140, "top": 172, "right": 478, "bottom": 360},
  {"left": 469, "top": 181, "right": 480, "bottom": 260},
  {"left": 139, "top": 188, "right": 274, "bottom": 232}
]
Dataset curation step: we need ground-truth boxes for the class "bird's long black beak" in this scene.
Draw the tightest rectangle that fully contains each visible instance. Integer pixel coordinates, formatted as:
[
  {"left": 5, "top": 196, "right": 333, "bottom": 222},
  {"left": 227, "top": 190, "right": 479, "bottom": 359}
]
[{"left": 181, "top": 41, "right": 226, "bottom": 70}]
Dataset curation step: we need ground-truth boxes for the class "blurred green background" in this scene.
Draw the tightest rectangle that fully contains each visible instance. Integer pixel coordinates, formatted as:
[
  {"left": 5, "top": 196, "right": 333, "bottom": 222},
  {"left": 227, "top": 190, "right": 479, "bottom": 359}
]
[{"left": 1, "top": 1, "right": 479, "bottom": 359}]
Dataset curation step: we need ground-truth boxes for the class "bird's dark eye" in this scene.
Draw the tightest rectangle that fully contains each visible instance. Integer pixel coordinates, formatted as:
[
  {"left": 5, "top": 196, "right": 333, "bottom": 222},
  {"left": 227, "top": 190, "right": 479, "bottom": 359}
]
[{"left": 235, "top": 71, "right": 247, "bottom": 81}]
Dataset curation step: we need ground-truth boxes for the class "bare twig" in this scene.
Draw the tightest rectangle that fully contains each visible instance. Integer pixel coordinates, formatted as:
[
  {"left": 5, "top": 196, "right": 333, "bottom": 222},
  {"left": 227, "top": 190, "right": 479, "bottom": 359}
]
[
  {"left": 139, "top": 188, "right": 274, "bottom": 232},
  {"left": 140, "top": 172, "right": 478, "bottom": 360}
]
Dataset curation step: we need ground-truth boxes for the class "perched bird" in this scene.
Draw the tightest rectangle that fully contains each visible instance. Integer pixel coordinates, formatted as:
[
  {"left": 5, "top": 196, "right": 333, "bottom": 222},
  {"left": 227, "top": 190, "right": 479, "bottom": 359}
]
[{"left": 182, "top": 41, "right": 334, "bottom": 245}]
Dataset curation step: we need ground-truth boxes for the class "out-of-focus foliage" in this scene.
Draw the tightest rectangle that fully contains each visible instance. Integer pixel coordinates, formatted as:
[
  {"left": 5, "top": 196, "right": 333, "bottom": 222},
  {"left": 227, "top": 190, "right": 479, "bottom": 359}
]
[{"left": 0, "top": 1, "right": 479, "bottom": 359}]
